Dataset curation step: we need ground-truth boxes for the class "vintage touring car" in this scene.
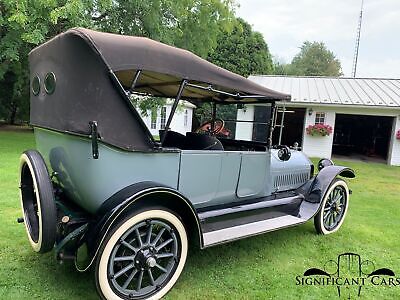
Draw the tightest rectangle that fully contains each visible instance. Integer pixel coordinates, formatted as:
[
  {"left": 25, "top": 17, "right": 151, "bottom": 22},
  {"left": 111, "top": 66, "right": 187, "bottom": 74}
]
[{"left": 19, "top": 28, "right": 355, "bottom": 299}]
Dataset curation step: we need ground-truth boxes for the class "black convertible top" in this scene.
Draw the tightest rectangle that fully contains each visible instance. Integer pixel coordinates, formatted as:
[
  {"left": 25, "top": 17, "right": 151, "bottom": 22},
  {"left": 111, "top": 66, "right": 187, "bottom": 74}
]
[
  {"left": 29, "top": 28, "right": 290, "bottom": 151},
  {"left": 69, "top": 28, "right": 290, "bottom": 102}
]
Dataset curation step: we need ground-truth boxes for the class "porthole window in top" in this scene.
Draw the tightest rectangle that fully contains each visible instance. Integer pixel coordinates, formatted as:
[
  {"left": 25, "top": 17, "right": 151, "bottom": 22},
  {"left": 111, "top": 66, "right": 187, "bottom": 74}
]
[
  {"left": 31, "top": 76, "right": 40, "bottom": 96},
  {"left": 44, "top": 72, "right": 56, "bottom": 94},
  {"left": 315, "top": 112, "right": 326, "bottom": 124}
]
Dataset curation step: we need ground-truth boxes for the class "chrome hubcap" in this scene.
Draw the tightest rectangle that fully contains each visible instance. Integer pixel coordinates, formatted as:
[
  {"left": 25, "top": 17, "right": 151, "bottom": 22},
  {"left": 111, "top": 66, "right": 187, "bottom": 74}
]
[{"left": 146, "top": 257, "right": 156, "bottom": 268}]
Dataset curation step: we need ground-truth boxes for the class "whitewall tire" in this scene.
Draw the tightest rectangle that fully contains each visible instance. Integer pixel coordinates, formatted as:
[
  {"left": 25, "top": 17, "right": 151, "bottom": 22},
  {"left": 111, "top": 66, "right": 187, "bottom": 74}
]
[
  {"left": 314, "top": 179, "right": 349, "bottom": 235},
  {"left": 19, "top": 150, "right": 57, "bottom": 253},
  {"left": 95, "top": 208, "right": 188, "bottom": 300}
]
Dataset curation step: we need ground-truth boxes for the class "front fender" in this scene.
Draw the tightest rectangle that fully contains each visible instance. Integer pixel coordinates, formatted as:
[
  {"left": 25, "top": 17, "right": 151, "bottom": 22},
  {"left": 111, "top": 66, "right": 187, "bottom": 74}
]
[
  {"left": 307, "top": 165, "right": 355, "bottom": 203},
  {"left": 296, "top": 165, "right": 355, "bottom": 220},
  {"left": 75, "top": 181, "right": 201, "bottom": 272}
]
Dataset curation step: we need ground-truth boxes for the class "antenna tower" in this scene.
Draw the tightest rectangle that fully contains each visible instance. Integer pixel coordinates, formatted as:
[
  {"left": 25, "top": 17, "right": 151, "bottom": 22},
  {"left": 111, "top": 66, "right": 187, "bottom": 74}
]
[{"left": 351, "top": 0, "right": 364, "bottom": 77}]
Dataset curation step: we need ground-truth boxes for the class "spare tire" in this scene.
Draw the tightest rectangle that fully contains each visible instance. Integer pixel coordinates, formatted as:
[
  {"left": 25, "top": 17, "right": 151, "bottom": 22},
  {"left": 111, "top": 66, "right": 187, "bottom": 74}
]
[{"left": 19, "top": 150, "right": 57, "bottom": 253}]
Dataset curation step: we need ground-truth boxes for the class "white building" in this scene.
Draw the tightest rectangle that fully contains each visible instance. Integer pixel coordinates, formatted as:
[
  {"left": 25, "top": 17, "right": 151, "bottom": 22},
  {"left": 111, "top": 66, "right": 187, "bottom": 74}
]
[
  {"left": 140, "top": 100, "right": 196, "bottom": 136},
  {"left": 236, "top": 76, "right": 400, "bottom": 166}
]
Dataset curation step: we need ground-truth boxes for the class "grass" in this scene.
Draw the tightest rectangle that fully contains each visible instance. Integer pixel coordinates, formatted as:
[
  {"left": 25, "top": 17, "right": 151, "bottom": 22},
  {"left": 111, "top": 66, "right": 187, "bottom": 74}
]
[{"left": 0, "top": 130, "right": 399, "bottom": 299}]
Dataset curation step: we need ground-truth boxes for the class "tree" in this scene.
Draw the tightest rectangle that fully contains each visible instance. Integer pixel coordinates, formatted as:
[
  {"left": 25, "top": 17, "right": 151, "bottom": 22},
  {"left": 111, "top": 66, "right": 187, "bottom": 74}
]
[
  {"left": 272, "top": 56, "right": 290, "bottom": 75},
  {"left": 0, "top": 0, "right": 101, "bottom": 123},
  {"left": 287, "top": 41, "right": 342, "bottom": 76},
  {"left": 208, "top": 18, "right": 273, "bottom": 77},
  {"left": 193, "top": 18, "right": 274, "bottom": 132},
  {"left": 94, "top": 0, "right": 236, "bottom": 58},
  {"left": 0, "top": 0, "right": 236, "bottom": 123}
]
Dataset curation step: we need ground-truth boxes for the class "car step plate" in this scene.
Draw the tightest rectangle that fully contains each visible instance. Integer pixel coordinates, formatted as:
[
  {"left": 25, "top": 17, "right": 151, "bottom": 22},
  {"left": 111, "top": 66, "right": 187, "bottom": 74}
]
[{"left": 203, "top": 215, "right": 305, "bottom": 247}]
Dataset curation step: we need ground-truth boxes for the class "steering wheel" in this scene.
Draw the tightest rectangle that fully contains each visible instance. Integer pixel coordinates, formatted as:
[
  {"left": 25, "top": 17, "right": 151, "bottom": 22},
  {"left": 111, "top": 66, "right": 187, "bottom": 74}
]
[{"left": 196, "top": 118, "right": 225, "bottom": 135}]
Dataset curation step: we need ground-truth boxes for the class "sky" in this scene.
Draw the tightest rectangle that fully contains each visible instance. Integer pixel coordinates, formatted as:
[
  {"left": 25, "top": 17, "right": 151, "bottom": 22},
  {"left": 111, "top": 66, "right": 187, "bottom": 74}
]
[{"left": 236, "top": 0, "right": 400, "bottom": 78}]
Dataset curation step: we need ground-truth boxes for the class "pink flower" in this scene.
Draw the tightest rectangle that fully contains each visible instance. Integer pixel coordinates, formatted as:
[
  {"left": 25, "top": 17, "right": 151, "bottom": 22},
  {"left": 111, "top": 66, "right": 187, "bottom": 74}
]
[{"left": 306, "top": 124, "right": 333, "bottom": 137}]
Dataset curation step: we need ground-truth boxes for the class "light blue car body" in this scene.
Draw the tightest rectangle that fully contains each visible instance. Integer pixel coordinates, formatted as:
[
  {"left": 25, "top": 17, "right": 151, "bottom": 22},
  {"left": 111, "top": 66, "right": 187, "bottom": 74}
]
[{"left": 35, "top": 127, "right": 312, "bottom": 214}]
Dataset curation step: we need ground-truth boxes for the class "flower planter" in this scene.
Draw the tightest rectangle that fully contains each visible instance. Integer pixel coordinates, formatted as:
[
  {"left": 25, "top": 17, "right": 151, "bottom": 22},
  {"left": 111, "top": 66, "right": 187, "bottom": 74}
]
[{"left": 306, "top": 124, "right": 333, "bottom": 137}]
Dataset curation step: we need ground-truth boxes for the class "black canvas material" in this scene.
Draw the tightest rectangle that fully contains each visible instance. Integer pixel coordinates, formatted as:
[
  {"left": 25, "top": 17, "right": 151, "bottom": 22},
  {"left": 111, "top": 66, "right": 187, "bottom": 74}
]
[
  {"left": 29, "top": 28, "right": 290, "bottom": 151},
  {"left": 29, "top": 31, "right": 154, "bottom": 151}
]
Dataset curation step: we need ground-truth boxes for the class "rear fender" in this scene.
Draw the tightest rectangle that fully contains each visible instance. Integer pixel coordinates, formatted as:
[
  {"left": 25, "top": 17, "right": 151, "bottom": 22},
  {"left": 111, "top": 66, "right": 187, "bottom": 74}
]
[
  {"left": 75, "top": 181, "right": 201, "bottom": 272},
  {"left": 297, "top": 165, "right": 355, "bottom": 220}
]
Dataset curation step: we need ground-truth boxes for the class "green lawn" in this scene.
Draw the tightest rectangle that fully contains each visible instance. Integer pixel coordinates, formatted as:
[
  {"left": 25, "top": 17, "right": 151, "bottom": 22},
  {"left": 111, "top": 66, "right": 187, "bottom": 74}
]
[{"left": 0, "top": 130, "right": 399, "bottom": 299}]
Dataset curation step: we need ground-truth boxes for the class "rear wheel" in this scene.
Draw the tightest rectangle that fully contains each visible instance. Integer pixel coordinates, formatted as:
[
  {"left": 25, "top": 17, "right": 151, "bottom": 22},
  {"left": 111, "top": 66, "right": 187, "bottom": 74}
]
[
  {"left": 314, "top": 179, "right": 349, "bottom": 235},
  {"left": 19, "top": 150, "right": 57, "bottom": 253},
  {"left": 95, "top": 208, "right": 188, "bottom": 300}
]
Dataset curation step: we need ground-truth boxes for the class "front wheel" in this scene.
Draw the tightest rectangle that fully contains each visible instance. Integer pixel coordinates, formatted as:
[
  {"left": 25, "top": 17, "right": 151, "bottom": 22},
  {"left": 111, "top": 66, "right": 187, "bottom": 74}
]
[
  {"left": 314, "top": 179, "right": 350, "bottom": 235},
  {"left": 95, "top": 208, "right": 188, "bottom": 300}
]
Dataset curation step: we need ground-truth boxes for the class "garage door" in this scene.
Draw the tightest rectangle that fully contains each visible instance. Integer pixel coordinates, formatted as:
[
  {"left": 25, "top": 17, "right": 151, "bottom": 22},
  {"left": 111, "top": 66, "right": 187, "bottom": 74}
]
[{"left": 333, "top": 114, "right": 394, "bottom": 161}]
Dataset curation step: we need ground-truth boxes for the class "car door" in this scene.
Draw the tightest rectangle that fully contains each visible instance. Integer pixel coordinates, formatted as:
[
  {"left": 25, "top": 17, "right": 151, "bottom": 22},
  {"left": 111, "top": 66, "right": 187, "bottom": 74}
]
[
  {"left": 178, "top": 150, "right": 222, "bottom": 207},
  {"left": 178, "top": 149, "right": 269, "bottom": 207},
  {"left": 236, "top": 151, "right": 270, "bottom": 198},
  {"left": 178, "top": 150, "right": 242, "bottom": 208}
]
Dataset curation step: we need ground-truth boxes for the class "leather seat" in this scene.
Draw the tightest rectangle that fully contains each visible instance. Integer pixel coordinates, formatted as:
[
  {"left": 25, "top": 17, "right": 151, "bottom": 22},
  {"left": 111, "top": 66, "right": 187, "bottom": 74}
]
[
  {"left": 185, "top": 132, "right": 224, "bottom": 150},
  {"left": 159, "top": 130, "right": 187, "bottom": 149}
]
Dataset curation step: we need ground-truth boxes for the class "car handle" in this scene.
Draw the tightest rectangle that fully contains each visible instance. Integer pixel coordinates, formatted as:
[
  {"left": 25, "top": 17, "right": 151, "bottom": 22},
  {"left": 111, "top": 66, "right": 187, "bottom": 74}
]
[{"left": 89, "top": 121, "right": 99, "bottom": 159}]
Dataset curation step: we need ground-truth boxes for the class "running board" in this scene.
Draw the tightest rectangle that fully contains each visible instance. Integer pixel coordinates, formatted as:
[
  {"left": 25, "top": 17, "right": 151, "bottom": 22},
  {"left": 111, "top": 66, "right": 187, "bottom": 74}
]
[{"left": 202, "top": 215, "right": 306, "bottom": 247}]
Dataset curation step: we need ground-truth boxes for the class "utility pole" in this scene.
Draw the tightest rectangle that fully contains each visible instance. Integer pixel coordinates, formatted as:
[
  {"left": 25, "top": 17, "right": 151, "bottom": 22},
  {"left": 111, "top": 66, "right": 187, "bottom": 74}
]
[{"left": 351, "top": 0, "right": 364, "bottom": 77}]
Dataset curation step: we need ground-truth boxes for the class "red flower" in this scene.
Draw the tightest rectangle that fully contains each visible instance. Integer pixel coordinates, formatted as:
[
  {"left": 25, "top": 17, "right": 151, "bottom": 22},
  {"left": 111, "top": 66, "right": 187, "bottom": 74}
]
[
  {"left": 306, "top": 124, "right": 333, "bottom": 136},
  {"left": 396, "top": 129, "right": 400, "bottom": 140}
]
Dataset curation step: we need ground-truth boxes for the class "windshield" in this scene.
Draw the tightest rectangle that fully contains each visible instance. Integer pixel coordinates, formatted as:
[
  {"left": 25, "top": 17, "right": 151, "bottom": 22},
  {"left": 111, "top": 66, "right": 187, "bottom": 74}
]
[
  {"left": 139, "top": 100, "right": 273, "bottom": 145},
  {"left": 193, "top": 103, "right": 273, "bottom": 143}
]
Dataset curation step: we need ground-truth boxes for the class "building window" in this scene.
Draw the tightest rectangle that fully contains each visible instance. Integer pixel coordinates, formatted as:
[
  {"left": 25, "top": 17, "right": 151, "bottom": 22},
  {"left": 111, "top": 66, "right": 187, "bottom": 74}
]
[
  {"left": 160, "top": 106, "right": 167, "bottom": 129},
  {"left": 315, "top": 112, "right": 326, "bottom": 124},
  {"left": 184, "top": 109, "right": 188, "bottom": 127},
  {"left": 151, "top": 110, "right": 157, "bottom": 129}
]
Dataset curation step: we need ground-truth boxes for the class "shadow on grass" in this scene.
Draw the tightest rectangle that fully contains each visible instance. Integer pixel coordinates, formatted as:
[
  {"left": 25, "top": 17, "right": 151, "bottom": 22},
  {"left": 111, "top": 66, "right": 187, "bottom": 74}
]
[
  {"left": 168, "top": 223, "right": 331, "bottom": 299},
  {"left": 9, "top": 223, "right": 316, "bottom": 299}
]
